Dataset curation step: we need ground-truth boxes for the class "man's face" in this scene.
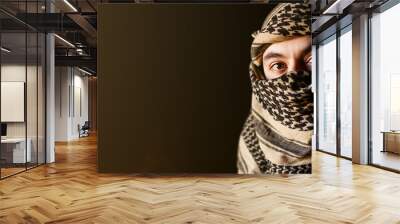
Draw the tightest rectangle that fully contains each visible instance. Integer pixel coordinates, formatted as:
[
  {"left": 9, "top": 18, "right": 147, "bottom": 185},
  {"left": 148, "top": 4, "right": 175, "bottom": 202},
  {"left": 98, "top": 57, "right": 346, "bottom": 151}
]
[{"left": 262, "top": 36, "right": 311, "bottom": 79}]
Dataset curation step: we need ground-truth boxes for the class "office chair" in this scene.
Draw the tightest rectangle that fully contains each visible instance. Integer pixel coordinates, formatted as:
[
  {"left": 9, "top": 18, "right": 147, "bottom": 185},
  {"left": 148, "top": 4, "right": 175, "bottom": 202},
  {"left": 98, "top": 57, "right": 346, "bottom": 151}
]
[{"left": 79, "top": 121, "right": 90, "bottom": 138}]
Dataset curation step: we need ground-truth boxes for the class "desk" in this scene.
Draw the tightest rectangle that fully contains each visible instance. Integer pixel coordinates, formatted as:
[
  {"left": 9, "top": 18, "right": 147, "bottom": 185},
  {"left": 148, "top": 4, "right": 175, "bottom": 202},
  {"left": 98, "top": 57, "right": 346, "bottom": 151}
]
[
  {"left": 1, "top": 138, "right": 31, "bottom": 164},
  {"left": 381, "top": 131, "right": 400, "bottom": 154}
]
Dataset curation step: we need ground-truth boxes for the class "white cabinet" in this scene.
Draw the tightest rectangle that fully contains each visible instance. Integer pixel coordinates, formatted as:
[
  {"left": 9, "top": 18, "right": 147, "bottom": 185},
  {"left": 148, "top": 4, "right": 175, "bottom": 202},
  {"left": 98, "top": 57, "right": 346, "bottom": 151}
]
[{"left": 1, "top": 138, "right": 32, "bottom": 163}]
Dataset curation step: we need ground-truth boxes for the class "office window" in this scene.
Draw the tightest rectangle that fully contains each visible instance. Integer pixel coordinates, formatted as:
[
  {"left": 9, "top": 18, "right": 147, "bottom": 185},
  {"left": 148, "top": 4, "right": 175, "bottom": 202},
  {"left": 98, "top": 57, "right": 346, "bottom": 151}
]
[
  {"left": 370, "top": 3, "right": 400, "bottom": 171},
  {"left": 339, "top": 26, "right": 352, "bottom": 158},
  {"left": 317, "top": 35, "right": 337, "bottom": 154}
]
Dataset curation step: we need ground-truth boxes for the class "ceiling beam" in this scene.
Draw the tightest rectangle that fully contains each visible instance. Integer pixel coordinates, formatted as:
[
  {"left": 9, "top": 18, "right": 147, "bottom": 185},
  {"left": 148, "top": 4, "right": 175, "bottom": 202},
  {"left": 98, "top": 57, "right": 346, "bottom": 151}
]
[
  {"left": 55, "top": 55, "right": 96, "bottom": 70},
  {"left": 67, "top": 13, "right": 97, "bottom": 39}
]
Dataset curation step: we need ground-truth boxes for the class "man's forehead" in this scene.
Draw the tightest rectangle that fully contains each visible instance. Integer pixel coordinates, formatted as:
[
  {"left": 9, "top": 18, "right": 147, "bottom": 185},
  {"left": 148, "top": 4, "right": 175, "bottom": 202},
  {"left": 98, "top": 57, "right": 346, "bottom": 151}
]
[{"left": 263, "top": 37, "right": 311, "bottom": 59}]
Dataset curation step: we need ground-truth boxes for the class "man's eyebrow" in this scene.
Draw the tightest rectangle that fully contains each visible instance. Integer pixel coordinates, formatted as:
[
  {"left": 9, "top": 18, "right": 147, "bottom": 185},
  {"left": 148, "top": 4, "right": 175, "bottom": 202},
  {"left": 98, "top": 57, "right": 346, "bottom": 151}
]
[{"left": 263, "top": 52, "right": 285, "bottom": 60}]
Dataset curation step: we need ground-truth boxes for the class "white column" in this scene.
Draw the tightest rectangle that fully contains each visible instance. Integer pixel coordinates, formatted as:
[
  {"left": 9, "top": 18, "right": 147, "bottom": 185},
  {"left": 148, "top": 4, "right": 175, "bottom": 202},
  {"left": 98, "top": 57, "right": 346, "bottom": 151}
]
[
  {"left": 352, "top": 14, "right": 369, "bottom": 164},
  {"left": 46, "top": 32, "right": 55, "bottom": 163},
  {"left": 45, "top": 0, "right": 56, "bottom": 163}
]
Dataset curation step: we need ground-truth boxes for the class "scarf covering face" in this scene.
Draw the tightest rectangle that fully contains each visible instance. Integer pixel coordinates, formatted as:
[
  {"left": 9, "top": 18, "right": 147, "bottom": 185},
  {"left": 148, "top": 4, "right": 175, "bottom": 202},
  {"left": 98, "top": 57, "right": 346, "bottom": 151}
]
[
  {"left": 252, "top": 70, "right": 313, "bottom": 131},
  {"left": 237, "top": 2, "right": 313, "bottom": 174}
]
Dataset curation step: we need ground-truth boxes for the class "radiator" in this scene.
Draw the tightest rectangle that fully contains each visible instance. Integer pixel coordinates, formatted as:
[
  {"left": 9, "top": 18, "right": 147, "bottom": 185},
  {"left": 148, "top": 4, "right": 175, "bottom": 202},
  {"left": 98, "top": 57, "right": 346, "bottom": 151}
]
[{"left": 383, "top": 132, "right": 400, "bottom": 154}]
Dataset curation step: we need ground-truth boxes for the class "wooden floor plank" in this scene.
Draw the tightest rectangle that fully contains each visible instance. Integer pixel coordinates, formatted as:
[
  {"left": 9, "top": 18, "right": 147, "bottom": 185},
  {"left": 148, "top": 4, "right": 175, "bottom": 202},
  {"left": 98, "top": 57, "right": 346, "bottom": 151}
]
[{"left": 0, "top": 135, "right": 400, "bottom": 223}]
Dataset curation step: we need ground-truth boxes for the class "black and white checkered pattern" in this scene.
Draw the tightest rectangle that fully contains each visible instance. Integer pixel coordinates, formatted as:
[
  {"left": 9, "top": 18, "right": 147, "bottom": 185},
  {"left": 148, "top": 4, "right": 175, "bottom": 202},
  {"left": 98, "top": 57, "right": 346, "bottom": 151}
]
[
  {"left": 250, "top": 70, "right": 313, "bottom": 131},
  {"left": 241, "top": 115, "right": 312, "bottom": 174}
]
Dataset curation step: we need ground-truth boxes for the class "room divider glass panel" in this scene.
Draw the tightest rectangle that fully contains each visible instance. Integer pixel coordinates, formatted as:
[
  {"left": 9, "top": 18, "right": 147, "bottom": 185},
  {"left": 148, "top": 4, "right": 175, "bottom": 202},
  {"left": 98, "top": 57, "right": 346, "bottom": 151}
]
[
  {"left": 0, "top": 2, "right": 46, "bottom": 179},
  {"left": 27, "top": 31, "right": 38, "bottom": 169},
  {"left": 0, "top": 31, "right": 28, "bottom": 178},
  {"left": 339, "top": 26, "right": 352, "bottom": 158},
  {"left": 26, "top": 0, "right": 44, "bottom": 170},
  {"left": 370, "top": 3, "right": 400, "bottom": 171},
  {"left": 38, "top": 32, "right": 46, "bottom": 165},
  {"left": 317, "top": 35, "right": 337, "bottom": 154}
]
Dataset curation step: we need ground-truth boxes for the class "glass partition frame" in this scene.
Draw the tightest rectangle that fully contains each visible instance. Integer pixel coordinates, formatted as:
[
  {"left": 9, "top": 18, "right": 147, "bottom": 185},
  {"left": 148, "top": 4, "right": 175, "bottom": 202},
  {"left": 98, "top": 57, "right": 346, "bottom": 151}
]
[
  {"left": 315, "top": 24, "right": 353, "bottom": 160},
  {"left": 0, "top": 1, "right": 47, "bottom": 180}
]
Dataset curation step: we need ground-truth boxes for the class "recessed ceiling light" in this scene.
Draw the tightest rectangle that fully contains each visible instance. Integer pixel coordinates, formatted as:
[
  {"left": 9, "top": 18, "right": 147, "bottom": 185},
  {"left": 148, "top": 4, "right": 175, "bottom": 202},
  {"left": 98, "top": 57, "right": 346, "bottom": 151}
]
[
  {"left": 78, "top": 67, "right": 93, "bottom": 76},
  {"left": 1, "top": 47, "right": 11, "bottom": 53},
  {"left": 322, "top": 0, "right": 354, "bottom": 15},
  {"left": 54, "top": 34, "right": 75, "bottom": 48},
  {"left": 63, "top": 0, "right": 78, "bottom": 12}
]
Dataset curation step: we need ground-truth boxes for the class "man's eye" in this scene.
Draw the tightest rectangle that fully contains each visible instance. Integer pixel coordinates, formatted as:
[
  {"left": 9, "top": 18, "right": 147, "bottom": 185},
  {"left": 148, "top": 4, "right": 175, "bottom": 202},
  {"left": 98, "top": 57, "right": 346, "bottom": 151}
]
[
  {"left": 305, "top": 57, "right": 312, "bottom": 71},
  {"left": 306, "top": 56, "right": 312, "bottom": 65},
  {"left": 270, "top": 62, "right": 287, "bottom": 71}
]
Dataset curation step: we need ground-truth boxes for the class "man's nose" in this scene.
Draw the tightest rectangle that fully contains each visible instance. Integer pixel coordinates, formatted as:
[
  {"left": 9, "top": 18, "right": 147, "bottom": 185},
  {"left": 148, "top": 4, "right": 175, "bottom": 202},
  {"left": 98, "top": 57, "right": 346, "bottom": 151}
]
[{"left": 287, "top": 61, "right": 306, "bottom": 73}]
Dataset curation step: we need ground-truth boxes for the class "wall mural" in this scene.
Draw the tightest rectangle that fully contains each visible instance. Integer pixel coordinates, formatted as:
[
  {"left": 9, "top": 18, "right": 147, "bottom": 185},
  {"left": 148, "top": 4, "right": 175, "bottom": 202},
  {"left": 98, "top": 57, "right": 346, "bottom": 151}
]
[{"left": 98, "top": 2, "right": 312, "bottom": 174}]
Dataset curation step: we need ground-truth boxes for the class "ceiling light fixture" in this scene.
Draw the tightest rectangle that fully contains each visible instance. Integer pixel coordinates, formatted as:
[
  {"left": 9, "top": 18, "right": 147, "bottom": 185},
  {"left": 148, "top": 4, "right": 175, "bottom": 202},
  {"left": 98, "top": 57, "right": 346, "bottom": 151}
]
[
  {"left": 322, "top": 0, "right": 354, "bottom": 15},
  {"left": 63, "top": 0, "right": 78, "bottom": 12},
  {"left": 78, "top": 67, "right": 93, "bottom": 76},
  {"left": 1, "top": 47, "right": 11, "bottom": 53},
  {"left": 54, "top": 34, "right": 75, "bottom": 48}
]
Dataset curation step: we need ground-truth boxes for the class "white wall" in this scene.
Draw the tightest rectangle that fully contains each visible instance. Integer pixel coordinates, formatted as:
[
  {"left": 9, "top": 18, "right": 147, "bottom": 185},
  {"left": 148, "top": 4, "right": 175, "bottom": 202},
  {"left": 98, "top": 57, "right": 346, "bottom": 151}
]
[
  {"left": 1, "top": 64, "right": 37, "bottom": 138},
  {"left": 71, "top": 73, "right": 89, "bottom": 138},
  {"left": 55, "top": 66, "right": 70, "bottom": 141},
  {"left": 1, "top": 65, "right": 26, "bottom": 140},
  {"left": 55, "top": 66, "right": 89, "bottom": 141},
  {"left": 1, "top": 64, "right": 25, "bottom": 81}
]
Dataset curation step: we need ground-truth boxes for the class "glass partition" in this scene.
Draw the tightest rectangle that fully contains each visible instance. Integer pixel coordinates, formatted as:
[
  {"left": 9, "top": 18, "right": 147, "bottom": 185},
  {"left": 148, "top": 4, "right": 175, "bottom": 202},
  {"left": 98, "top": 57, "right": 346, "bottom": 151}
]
[
  {"left": 317, "top": 35, "right": 337, "bottom": 154},
  {"left": 370, "top": 3, "right": 400, "bottom": 171},
  {"left": 0, "top": 31, "right": 28, "bottom": 177},
  {"left": 0, "top": 2, "right": 46, "bottom": 179},
  {"left": 339, "top": 26, "right": 352, "bottom": 158},
  {"left": 38, "top": 32, "right": 45, "bottom": 165},
  {"left": 27, "top": 31, "right": 38, "bottom": 169}
]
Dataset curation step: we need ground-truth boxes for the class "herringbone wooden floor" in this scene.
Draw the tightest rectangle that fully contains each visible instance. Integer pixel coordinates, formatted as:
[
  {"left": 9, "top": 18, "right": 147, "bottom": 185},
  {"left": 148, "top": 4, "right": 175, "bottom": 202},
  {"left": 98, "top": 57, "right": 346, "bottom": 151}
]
[{"left": 1, "top": 135, "right": 400, "bottom": 224}]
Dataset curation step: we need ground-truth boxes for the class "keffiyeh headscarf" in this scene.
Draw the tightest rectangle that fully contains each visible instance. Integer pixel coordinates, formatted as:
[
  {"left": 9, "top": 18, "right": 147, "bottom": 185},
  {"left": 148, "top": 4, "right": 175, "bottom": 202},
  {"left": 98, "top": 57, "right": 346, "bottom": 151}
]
[{"left": 237, "top": 2, "right": 313, "bottom": 174}]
